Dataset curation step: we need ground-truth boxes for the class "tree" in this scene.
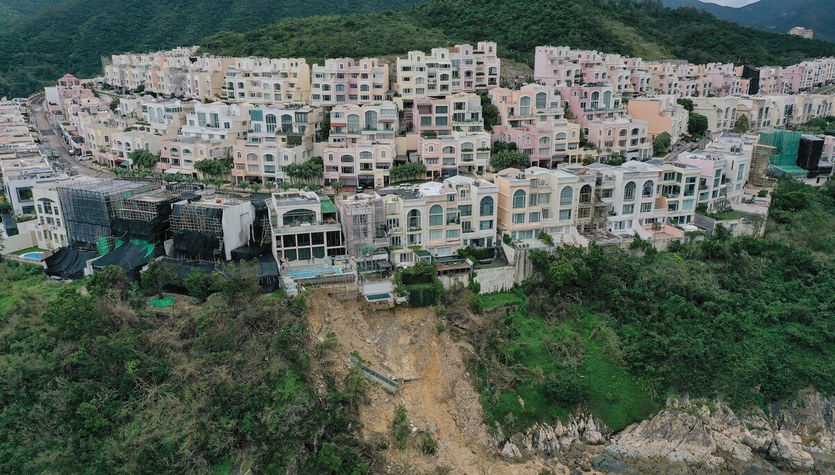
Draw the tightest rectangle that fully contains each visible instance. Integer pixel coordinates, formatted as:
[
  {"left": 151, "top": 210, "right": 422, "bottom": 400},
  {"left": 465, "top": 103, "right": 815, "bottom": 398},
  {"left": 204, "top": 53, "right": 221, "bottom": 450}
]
[
  {"left": 129, "top": 149, "right": 159, "bottom": 170},
  {"left": 677, "top": 98, "right": 694, "bottom": 112},
  {"left": 490, "top": 150, "right": 530, "bottom": 171},
  {"left": 87, "top": 265, "right": 131, "bottom": 300},
  {"left": 733, "top": 115, "right": 750, "bottom": 133},
  {"left": 688, "top": 112, "right": 709, "bottom": 138},
  {"left": 184, "top": 269, "right": 213, "bottom": 301},
  {"left": 493, "top": 141, "right": 518, "bottom": 153},
  {"left": 194, "top": 158, "right": 231, "bottom": 180},
  {"left": 141, "top": 261, "right": 176, "bottom": 299},
  {"left": 652, "top": 132, "right": 672, "bottom": 157},
  {"left": 390, "top": 162, "right": 427, "bottom": 183},
  {"left": 480, "top": 93, "right": 499, "bottom": 132},
  {"left": 109, "top": 97, "right": 120, "bottom": 113},
  {"left": 287, "top": 156, "right": 324, "bottom": 184}
]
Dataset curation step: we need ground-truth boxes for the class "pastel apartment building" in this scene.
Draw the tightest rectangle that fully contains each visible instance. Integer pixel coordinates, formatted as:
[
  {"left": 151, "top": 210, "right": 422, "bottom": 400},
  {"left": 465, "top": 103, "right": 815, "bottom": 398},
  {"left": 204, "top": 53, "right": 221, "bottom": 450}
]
[
  {"left": 585, "top": 161, "right": 666, "bottom": 234},
  {"left": 494, "top": 166, "right": 595, "bottom": 243},
  {"left": 489, "top": 84, "right": 583, "bottom": 167},
  {"left": 181, "top": 102, "right": 252, "bottom": 140},
  {"left": 376, "top": 182, "right": 466, "bottom": 261},
  {"left": 534, "top": 46, "right": 582, "bottom": 86},
  {"left": 232, "top": 105, "right": 323, "bottom": 185},
  {"left": 222, "top": 57, "right": 311, "bottom": 104},
  {"left": 104, "top": 47, "right": 200, "bottom": 94},
  {"left": 184, "top": 56, "right": 235, "bottom": 100},
  {"left": 268, "top": 191, "right": 345, "bottom": 263},
  {"left": 159, "top": 136, "right": 233, "bottom": 177},
  {"left": 310, "top": 58, "right": 389, "bottom": 107},
  {"left": 413, "top": 93, "right": 491, "bottom": 177},
  {"left": 396, "top": 42, "right": 500, "bottom": 101},
  {"left": 140, "top": 98, "right": 193, "bottom": 136},
  {"left": 442, "top": 175, "right": 498, "bottom": 248},
  {"left": 324, "top": 102, "right": 398, "bottom": 189},
  {"left": 110, "top": 130, "right": 165, "bottom": 167},
  {"left": 627, "top": 95, "right": 689, "bottom": 144},
  {"left": 676, "top": 134, "right": 754, "bottom": 211}
]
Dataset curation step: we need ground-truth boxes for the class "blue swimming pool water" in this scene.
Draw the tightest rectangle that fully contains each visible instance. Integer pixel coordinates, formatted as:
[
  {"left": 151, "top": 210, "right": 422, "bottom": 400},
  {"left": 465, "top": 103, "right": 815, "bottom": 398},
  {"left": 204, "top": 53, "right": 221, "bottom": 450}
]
[
  {"left": 286, "top": 267, "right": 342, "bottom": 280},
  {"left": 21, "top": 252, "right": 42, "bottom": 262},
  {"left": 366, "top": 293, "right": 391, "bottom": 301}
]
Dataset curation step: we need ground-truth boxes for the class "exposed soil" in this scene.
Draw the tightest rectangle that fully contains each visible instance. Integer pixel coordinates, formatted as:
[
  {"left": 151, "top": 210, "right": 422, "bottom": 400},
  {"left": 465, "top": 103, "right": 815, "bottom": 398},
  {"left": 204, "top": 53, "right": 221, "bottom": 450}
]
[{"left": 307, "top": 290, "right": 560, "bottom": 474}]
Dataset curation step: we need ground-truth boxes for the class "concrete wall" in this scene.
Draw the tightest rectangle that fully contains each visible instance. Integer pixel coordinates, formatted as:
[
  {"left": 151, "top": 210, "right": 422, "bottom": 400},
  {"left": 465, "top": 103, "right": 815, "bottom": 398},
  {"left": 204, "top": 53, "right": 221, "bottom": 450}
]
[
  {"left": 473, "top": 265, "right": 517, "bottom": 294},
  {"left": 439, "top": 273, "right": 468, "bottom": 290},
  {"left": 1, "top": 220, "right": 37, "bottom": 254}
]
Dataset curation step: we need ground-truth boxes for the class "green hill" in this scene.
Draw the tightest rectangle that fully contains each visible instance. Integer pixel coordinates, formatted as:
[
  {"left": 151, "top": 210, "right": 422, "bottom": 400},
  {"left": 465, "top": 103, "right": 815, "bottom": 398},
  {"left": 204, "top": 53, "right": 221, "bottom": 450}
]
[
  {"left": 0, "top": 0, "right": 62, "bottom": 27},
  {"left": 0, "top": 0, "right": 424, "bottom": 97},
  {"left": 204, "top": 0, "right": 835, "bottom": 72}
]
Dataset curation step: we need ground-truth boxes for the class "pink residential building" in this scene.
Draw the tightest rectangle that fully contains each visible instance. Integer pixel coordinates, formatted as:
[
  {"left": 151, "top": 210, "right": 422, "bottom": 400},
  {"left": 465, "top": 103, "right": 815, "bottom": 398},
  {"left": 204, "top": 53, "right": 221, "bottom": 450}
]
[
  {"left": 310, "top": 58, "right": 389, "bottom": 106},
  {"left": 627, "top": 95, "right": 689, "bottom": 145},
  {"left": 396, "top": 42, "right": 500, "bottom": 101}
]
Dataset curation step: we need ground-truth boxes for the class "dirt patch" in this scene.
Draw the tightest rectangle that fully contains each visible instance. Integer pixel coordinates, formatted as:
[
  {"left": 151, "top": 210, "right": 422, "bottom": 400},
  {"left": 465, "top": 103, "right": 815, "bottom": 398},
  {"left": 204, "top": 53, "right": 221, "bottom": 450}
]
[{"left": 307, "top": 290, "right": 561, "bottom": 474}]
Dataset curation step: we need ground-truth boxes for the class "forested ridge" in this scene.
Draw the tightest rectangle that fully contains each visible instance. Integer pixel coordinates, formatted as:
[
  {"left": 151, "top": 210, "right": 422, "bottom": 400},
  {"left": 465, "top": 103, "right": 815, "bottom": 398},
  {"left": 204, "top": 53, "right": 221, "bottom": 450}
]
[{"left": 2, "top": 0, "right": 835, "bottom": 97}]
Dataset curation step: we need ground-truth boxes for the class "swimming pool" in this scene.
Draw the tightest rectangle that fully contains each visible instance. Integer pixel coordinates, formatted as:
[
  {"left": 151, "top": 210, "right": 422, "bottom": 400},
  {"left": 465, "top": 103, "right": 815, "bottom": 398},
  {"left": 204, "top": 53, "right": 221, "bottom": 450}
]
[
  {"left": 366, "top": 293, "right": 391, "bottom": 301},
  {"left": 20, "top": 252, "right": 43, "bottom": 262},
  {"left": 286, "top": 267, "right": 343, "bottom": 280}
]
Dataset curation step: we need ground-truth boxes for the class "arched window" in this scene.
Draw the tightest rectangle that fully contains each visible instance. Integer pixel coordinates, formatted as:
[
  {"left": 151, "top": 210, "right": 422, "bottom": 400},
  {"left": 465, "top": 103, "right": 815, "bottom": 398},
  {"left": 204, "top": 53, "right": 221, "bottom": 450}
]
[
  {"left": 360, "top": 84, "right": 370, "bottom": 92},
  {"left": 283, "top": 209, "right": 316, "bottom": 226},
  {"left": 360, "top": 151, "right": 372, "bottom": 160},
  {"left": 364, "top": 110, "right": 378, "bottom": 129},
  {"left": 631, "top": 128, "right": 640, "bottom": 136},
  {"left": 281, "top": 114, "right": 293, "bottom": 133},
  {"left": 429, "top": 205, "right": 444, "bottom": 226},
  {"left": 442, "top": 146, "right": 456, "bottom": 154},
  {"left": 247, "top": 153, "right": 257, "bottom": 162},
  {"left": 535, "top": 92, "right": 547, "bottom": 110},
  {"left": 619, "top": 129, "right": 628, "bottom": 137},
  {"left": 479, "top": 196, "right": 494, "bottom": 216},
  {"left": 560, "top": 186, "right": 573, "bottom": 205},
  {"left": 407, "top": 209, "right": 421, "bottom": 228},
  {"left": 335, "top": 84, "right": 345, "bottom": 92},
  {"left": 274, "top": 83, "right": 281, "bottom": 91},
  {"left": 347, "top": 114, "right": 360, "bottom": 134},
  {"left": 624, "top": 181, "right": 636, "bottom": 201},
  {"left": 321, "top": 84, "right": 331, "bottom": 91},
  {"left": 603, "top": 91, "right": 612, "bottom": 108},
  {"left": 340, "top": 154, "right": 354, "bottom": 163},
  {"left": 591, "top": 91, "right": 600, "bottom": 104},
  {"left": 263, "top": 154, "right": 275, "bottom": 162},
  {"left": 520, "top": 96, "right": 531, "bottom": 116},
  {"left": 555, "top": 132, "right": 566, "bottom": 141},
  {"left": 440, "top": 73, "right": 450, "bottom": 81},
  {"left": 642, "top": 180, "right": 655, "bottom": 198},
  {"left": 580, "top": 185, "right": 592, "bottom": 204},
  {"left": 513, "top": 190, "right": 526, "bottom": 209},
  {"left": 265, "top": 114, "right": 277, "bottom": 133}
]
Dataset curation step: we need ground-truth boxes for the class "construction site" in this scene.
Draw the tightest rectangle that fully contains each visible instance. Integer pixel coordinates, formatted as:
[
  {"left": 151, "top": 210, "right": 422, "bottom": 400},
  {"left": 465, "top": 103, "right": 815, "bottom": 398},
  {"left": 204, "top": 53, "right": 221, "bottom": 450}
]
[{"left": 338, "top": 192, "right": 392, "bottom": 277}]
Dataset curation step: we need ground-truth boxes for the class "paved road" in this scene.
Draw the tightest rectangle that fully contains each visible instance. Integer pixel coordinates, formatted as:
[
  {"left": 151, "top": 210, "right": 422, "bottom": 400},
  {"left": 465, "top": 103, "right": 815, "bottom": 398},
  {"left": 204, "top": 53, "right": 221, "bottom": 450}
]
[{"left": 27, "top": 95, "right": 113, "bottom": 178}]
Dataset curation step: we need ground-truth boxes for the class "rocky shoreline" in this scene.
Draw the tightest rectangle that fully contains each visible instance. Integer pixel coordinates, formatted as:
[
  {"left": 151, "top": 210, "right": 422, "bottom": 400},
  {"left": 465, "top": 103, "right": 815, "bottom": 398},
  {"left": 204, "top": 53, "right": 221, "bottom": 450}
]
[{"left": 498, "top": 391, "right": 835, "bottom": 474}]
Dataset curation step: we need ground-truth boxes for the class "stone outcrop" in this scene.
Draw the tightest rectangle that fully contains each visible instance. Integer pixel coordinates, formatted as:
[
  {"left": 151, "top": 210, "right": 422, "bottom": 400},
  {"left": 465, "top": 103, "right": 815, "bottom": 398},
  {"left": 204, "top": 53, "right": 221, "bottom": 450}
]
[{"left": 498, "top": 390, "right": 835, "bottom": 473}]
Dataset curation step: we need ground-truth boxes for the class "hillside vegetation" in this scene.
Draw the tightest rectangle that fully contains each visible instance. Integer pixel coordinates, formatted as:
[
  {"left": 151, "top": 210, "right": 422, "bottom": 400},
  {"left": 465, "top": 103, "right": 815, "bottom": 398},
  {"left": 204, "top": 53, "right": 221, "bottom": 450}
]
[
  {"left": 0, "top": 263, "right": 371, "bottom": 473},
  {"left": 664, "top": 0, "right": 835, "bottom": 43},
  {"left": 0, "top": 0, "right": 424, "bottom": 97},
  {"left": 471, "top": 178, "right": 835, "bottom": 435},
  {"left": 204, "top": 0, "right": 835, "bottom": 74}
]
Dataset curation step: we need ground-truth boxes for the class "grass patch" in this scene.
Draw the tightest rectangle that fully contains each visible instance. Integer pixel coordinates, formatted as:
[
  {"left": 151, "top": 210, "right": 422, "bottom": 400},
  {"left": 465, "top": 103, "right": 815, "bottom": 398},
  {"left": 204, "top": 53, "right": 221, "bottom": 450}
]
[
  {"left": 478, "top": 289, "right": 526, "bottom": 311},
  {"left": 11, "top": 246, "right": 47, "bottom": 256},
  {"left": 478, "top": 309, "right": 658, "bottom": 433}
]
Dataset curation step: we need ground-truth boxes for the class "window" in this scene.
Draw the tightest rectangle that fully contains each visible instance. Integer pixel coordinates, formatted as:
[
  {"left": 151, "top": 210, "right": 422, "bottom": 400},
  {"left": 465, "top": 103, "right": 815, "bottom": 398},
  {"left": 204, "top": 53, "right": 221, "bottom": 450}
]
[
  {"left": 535, "top": 92, "right": 547, "bottom": 110},
  {"left": 347, "top": 114, "right": 360, "bottom": 134},
  {"left": 265, "top": 114, "right": 277, "bottom": 133},
  {"left": 479, "top": 196, "right": 494, "bottom": 216},
  {"left": 559, "top": 209, "right": 572, "bottom": 220},
  {"left": 601, "top": 188, "right": 613, "bottom": 199},
  {"left": 560, "top": 186, "right": 573, "bottom": 205},
  {"left": 479, "top": 220, "right": 493, "bottom": 230},
  {"left": 520, "top": 96, "right": 531, "bottom": 116},
  {"left": 642, "top": 180, "right": 655, "bottom": 198},
  {"left": 447, "top": 229, "right": 460, "bottom": 239},
  {"left": 529, "top": 212, "right": 540, "bottom": 223},
  {"left": 429, "top": 205, "right": 443, "bottom": 226},
  {"left": 512, "top": 190, "right": 526, "bottom": 209},
  {"left": 429, "top": 230, "right": 443, "bottom": 241},
  {"left": 365, "top": 110, "right": 378, "bottom": 128},
  {"left": 624, "top": 181, "right": 636, "bottom": 201},
  {"left": 512, "top": 213, "right": 525, "bottom": 224},
  {"left": 622, "top": 204, "right": 634, "bottom": 215},
  {"left": 459, "top": 205, "right": 472, "bottom": 217},
  {"left": 640, "top": 202, "right": 652, "bottom": 213},
  {"left": 407, "top": 209, "right": 421, "bottom": 228}
]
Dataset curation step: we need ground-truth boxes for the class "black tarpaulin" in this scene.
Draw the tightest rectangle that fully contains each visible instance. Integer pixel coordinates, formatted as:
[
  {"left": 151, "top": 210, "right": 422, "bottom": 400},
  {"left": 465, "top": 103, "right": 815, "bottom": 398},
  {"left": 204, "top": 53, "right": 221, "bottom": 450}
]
[{"left": 44, "top": 247, "right": 97, "bottom": 279}]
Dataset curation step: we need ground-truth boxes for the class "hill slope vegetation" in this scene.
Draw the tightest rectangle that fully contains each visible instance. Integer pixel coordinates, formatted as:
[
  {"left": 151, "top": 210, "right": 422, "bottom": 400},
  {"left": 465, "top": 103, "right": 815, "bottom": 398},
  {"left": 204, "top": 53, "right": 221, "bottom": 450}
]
[
  {"left": 0, "top": 0, "right": 424, "bottom": 97},
  {"left": 663, "top": 0, "right": 835, "bottom": 43},
  {"left": 204, "top": 0, "right": 835, "bottom": 76}
]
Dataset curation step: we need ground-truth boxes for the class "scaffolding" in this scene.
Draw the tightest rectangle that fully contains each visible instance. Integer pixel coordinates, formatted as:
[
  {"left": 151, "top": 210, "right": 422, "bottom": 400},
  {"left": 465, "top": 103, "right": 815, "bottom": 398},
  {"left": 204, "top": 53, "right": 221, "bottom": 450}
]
[
  {"left": 57, "top": 179, "right": 152, "bottom": 248},
  {"left": 339, "top": 195, "right": 388, "bottom": 258},
  {"left": 759, "top": 130, "right": 802, "bottom": 167},
  {"left": 170, "top": 194, "right": 248, "bottom": 260}
]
